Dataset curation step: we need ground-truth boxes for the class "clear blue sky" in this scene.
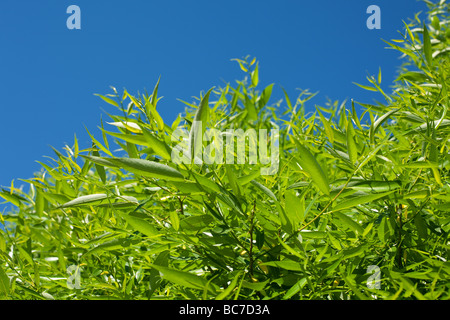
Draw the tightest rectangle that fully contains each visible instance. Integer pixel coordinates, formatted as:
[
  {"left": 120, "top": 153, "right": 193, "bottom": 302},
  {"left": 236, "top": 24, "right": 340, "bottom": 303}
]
[{"left": 0, "top": 0, "right": 427, "bottom": 212}]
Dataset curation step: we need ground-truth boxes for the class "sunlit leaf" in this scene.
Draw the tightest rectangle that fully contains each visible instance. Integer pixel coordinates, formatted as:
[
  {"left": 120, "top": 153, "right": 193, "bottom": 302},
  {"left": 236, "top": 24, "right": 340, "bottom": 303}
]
[
  {"left": 333, "top": 191, "right": 396, "bottom": 212},
  {"left": 294, "top": 140, "right": 330, "bottom": 195},
  {"left": 59, "top": 194, "right": 108, "bottom": 208}
]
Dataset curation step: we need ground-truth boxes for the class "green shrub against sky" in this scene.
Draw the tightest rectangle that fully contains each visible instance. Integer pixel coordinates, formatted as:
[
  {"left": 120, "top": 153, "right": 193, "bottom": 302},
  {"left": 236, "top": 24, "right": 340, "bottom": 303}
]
[{"left": 0, "top": 1, "right": 449, "bottom": 300}]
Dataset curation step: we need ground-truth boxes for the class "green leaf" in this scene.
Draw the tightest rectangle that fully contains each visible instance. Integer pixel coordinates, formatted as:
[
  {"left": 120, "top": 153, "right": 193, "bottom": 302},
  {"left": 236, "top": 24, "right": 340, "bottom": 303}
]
[
  {"left": 216, "top": 271, "right": 243, "bottom": 300},
  {"left": 147, "top": 102, "right": 165, "bottom": 132},
  {"left": 283, "top": 278, "right": 307, "bottom": 299},
  {"left": 142, "top": 129, "right": 172, "bottom": 160},
  {"left": 180, "top": 214, "right": 214, "bottom": 232},
  {"left": 127, "top": 93, "right": 143, "bottom": 111},
  {"left": 95, "top": 94, "right": 119, "bottom": 107},
  {"left": 17, "top": 245, "right": 33, "bottom": 265},
  {"left": 102, "top": 129, "right": 148, "bottom": 147},
  {"left": 230, "top": 85, "right": 241, "bottom": 111},
  {"left": 356, "top": 140, "right": 386, "bottom": 172},
  {"left": 169, "top": 211, "right": 180, "bottom": 231},
  {"left": 149, "top": 250, "right": 169, "bottom": 296},
  {"left": 0, "top": 265, "right": 9, "bottom": 297},
  {"left": 226, "top": 165, "right": 241, "bottom": 198},
  {"left": 348, "top": 180, "right": 402, "bottom": 192},
  {"left": 191, "top": 172, "right": 222, "bottom": 194},
  {"left": 241, "top": 280, "right": 269, "bottom": 291},
  {"left": 107, "top": 121, "right": 142, "bottom": 133},
  {"left": 81, "top": 154, "right": 118, "bottom": 169},
  {"left": 281, "top": 87, "right": 292, "bottom": 110},
  {"left": 423, "top": 24, "right": 432, "bottom": 65},
  {"left": 328, "top": 233, "right": 342, "bottom": 250},
  {"left": 231, "top": 59, "right": 248, "bottom": 72},
  {"left": 262, "top": 260, "right": 303, "bottom": 271},
  {"left": 96, "top": 196, "right": 138, "bottom": 208},
  {"left": 107, "top": 157, "right": 185, "bottom": 181},
  {"left": 398, "top": 161, "right": 438, "bottom": 169},
  {"left": 92, "top": 148, "right": 107, "bottom": 183},
  {"left": 40, "top": 192, "right": 71, "bottom": 206},
  {"left": 85, "top": 126, "right": 113, "bottom": 157},
  {"left": 259, "top": 83, "right": 274, "bottom": 109},
  {"left": 237, "top": 170, "right": 261, "bottom": 186},
  {"left": 190, "top": 88, "right": 214, "bottom": 162},
  {"left": 0, "top": 190, "right": 22, "bottom": 207},
  {"left": 318, "top": 110, "right": 334, "bottom": 144},
  {"left": 432, "top": 16, "right": 440, "bottom": 30},
  {"left": 150, "top": 264, "right": 217, "bottom": 293},
  {"left": 410, "top": 119, "right": 450, "bottom": 133},
  {"left": 0, "top": 232, "right": 6, "bottom": 253},
  {"left": 396, "top": 71, "right": 430, "bottom": 83},
  {"left": 347, "top": 119, "right": 358, "bottom": 165},
  {"left": 251, "top": 62, "right": 259, "bottom": 87},
  {"left": 251, "top": 180, "right": 277, "bottom": 201},
  {"left": 169, "top": 181, "right": 203, "bottom": 194},
  {"left": 299, "top": 231, "right": 327, "bottom": 239},
  {"left": 83, "top": 238, "right": 131, "bottom": 257},
  {"left": 116, "top": 212, "right": 160, "bottom": 238},
  {"left": 245, "top": 93, "right": 258, "bottom": 121},
  {"left": 284, "top": 190, "right": 305, "bottom": 226},
  {"left": 333, "top": 190, "right": 396, "bottom": 212},
  {"left": 353, "top": 82, "right": 378, "bottom": 92},
  {"left": 58, "top": 193, "right": 108, "bottom": 209},
  {"left": 150, "top": 76, "right": 161, "bottom": 106},
  {"left": 294, "top": 140, "right": 330, "bottom": 195},
  {"left": 334, "top": 212, "right": 364, "bottom": 234},
  {"left": 369, "top": 109, "right": 398, "bottom": 144},
  {"left": 414, "top": 213, "right": 428, "bottom": 240},
  {"left": 378, "top": 217, "right": 391, "bottom": 243}
]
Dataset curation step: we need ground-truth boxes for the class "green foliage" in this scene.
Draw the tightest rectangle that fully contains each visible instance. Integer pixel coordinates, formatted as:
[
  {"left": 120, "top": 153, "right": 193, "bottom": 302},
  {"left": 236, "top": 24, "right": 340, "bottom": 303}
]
[{"left": 1, "top": 1, "right": 450, "bottom": 300}]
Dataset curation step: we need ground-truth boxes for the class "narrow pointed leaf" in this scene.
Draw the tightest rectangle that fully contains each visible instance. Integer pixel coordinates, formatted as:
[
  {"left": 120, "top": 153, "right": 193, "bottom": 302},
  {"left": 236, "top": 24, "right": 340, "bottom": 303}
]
[
  {"left": 423, "top": 24, "right": 432, "bottom": 65},
  {"left": 189, "top": 88, "right": 214, "bottom": 161},
  {"left": 150, "top": 264, "right": 217, "bottom": 293},
  {"left": 294, "top": 140, "right": 330, "bottom": 195},
  {"left": 348, "top": 180, "right": 402, "bottom": 192},
  {"left": 251, "top": 62, "right": 259, "bottom": 87},
  {"left": 334, "top": 212, "right": 364, "bottom": 234},
  {"left": 59, "top": 194, "right": 108, "bottom": 208},
  {"left": 333, "top": 190, "right": 396, "bottom": 212},
  {"left": 347, "top": 120, "right": 358, "bottom": 165},
  {"left": 142, "top": 129, "right": 172, "bottom": 160},
  {"left": 81, "top": 154, "right": 118, "bottom": 168},
  {"left": 0, "top": 265, "right": 10, "bottom": 296},
  {"left": 107, "top": 157, "right": 184, "bottom": 181},
  {"left": 107, "top": 121, "right": 142, "bottom": 133},
  {"left": 116, "top": 212, "right": 160, "bottom": 238},
  {"left": 369, "top": 109, "right": 398, "bottom": 144},
  {"left": 259, "top": 83, "right": 274, "bottom": 109},
  {"left": 95, "top": 94, "right": 118, "bottom": 107},
  {"left": 251, "top": 180, "right": 277, "bottom": 201}
]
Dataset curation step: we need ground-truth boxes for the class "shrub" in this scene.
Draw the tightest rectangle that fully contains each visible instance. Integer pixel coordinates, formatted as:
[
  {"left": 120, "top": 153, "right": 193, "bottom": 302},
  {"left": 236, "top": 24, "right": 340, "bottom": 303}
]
[{"left": 0, "top": 0, "right": 449, "bottom": 300}]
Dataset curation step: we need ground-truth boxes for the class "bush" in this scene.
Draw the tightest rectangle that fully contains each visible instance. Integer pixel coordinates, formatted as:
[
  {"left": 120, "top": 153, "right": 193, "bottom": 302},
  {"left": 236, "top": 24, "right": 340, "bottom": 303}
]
[{"left": 0, "top": 1, "right": 449, "bottom": 300}]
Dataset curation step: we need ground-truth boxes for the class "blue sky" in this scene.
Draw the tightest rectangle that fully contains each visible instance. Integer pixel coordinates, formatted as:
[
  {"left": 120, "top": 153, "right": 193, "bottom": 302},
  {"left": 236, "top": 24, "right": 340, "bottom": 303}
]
[{"left": 0, "top": 0, "right": 427, "bottom": 212}]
